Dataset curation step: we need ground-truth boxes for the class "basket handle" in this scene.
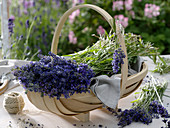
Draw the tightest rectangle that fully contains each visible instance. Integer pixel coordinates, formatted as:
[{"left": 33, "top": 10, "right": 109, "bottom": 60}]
[{"left": 51, "top": 4, "right": 128, "bottom": 97}]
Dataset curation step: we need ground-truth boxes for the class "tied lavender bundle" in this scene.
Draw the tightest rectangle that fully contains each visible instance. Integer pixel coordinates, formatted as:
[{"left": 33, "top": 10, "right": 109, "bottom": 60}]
[{"left": 12, "top": 52, "right": 95, "bottom": 99}]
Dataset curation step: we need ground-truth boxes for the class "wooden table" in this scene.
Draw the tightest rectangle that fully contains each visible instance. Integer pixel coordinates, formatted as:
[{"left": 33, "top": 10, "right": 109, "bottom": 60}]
[{"left": 0, "top": 56, "right": 169, "bottom": 128}]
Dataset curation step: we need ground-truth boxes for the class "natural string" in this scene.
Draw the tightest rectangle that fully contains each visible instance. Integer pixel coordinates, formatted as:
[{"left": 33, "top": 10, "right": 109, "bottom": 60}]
[{"left": 3, "top": 92, "right": 25, "bottom": 114}]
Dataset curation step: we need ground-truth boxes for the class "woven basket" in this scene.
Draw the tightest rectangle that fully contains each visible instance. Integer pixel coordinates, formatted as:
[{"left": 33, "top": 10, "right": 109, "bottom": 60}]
[{"left": 26, "top": 4, "right": 148, "bottom": 122}]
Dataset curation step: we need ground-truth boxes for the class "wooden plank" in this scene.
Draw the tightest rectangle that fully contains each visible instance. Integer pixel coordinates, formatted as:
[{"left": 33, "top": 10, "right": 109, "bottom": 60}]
[
  {"left": 0, "top": 2, "right": 2, "bottom": 59},
  {"left": 1, "top": 0, "right": 9, "bottom": 58}
]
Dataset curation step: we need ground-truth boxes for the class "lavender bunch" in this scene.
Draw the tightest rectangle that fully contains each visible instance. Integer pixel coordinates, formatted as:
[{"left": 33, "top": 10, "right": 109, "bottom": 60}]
[
  {"left": 117, "top": 107, "right": 152, "bottom": 127},
  {"left": 112, "top": 101, "right": 169, "bottom": 127},
  {"left": 12, "top": 52, "right": 94, "bottom": 99},
  {"left": 107, "top": 100, "right": 169, "bottom": 127}
]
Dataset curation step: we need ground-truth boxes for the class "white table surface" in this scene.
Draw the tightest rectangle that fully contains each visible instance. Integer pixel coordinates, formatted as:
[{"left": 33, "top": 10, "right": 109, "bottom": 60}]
[{"left": 0, "top": 56, "right": 170, "bottom": 128}]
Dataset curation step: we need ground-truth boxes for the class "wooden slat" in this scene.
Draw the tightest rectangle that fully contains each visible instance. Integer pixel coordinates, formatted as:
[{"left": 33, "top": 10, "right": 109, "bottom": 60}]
[
  {"left": 43, "top": 95, "right": 63, "bottom": 115},
  {"left": 60, "top": 98, "right": 102, "bottom": 113},
  {"left": 27, "top": 91, "right": 49, "bottom": 111},
  {"left": 54, "top": 98, "right": 78, "bottom": 115},
  {"left": 73, "top": 97, "right": 102, "bottom": 104},
  {"left": 0, "top": 79, "right": 9, "bottom": 95},
  {"left": 125, "top": 81, "right": 140, "bottom": 94}
]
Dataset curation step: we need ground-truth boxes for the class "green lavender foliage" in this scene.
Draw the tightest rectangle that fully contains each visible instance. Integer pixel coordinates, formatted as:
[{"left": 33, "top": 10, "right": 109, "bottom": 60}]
[
  {"left": 152, "top": 56, "right": 170, "bottom": 75},
  {"left": 131, "top": 76, "right": 168, "bottom": 111},
  {"left": 66, "top": 32, "right": 158, "bottom": 76}
]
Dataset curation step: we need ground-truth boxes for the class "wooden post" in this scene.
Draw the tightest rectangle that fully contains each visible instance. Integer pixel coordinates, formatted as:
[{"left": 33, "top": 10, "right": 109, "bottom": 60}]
[
  {"left": 0, "top": 1, "right": 2, "bottom": 59},
  {"left": 0, "top": 0, "right": 9, "bottom": 59}
]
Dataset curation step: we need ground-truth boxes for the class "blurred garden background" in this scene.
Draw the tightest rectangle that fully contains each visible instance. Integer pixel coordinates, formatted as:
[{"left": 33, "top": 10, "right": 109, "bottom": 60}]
[{"left": 5, "top": 0, "right": 170, "bottom": 60}]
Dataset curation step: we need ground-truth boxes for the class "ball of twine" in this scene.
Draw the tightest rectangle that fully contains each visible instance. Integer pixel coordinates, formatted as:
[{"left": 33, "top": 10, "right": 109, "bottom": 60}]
[{"left": 3, "top": 91, "right": 25, "bottom": 114}]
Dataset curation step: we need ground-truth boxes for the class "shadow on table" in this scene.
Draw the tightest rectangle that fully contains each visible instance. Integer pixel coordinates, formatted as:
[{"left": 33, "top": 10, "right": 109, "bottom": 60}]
[
  {"left": 39, "top": 108, "right": 118, "bottom": 128},
  {"left": 8, "top": 113, "right": 45, "bottom": 127},
  {"left": 7, "top": 107, "right": 118, "bottom": 128}
]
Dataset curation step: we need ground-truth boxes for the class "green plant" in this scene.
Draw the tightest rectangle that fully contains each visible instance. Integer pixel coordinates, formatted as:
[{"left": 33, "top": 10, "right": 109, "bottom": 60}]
[{"left": 9, "top": 0, "right": 170, "bottom": 61}]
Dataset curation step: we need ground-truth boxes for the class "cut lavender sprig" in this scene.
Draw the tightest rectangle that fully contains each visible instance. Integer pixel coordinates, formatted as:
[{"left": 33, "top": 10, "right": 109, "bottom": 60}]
[
  {"left": 117, "top": 107, "right": 152, "bottom": 127},
  {"left": 107, "top": 76, "right": 169, "bottom": 127},
  {"left": 107, "top": 100, "right": 169, "bottom": 127}
]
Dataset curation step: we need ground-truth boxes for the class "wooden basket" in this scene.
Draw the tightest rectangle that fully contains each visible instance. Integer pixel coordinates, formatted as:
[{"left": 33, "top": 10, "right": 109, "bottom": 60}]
[{"left": 26, "top": 4, "right": 148, "bottom": 122}]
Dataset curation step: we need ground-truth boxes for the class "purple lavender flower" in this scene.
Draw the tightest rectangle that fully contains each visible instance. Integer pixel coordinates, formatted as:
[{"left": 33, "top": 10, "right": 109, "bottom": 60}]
[
  {"left": 34, "top": 16, "right": 37, "bottom": 20},
  {"left": 78, "top": 0, "right": 84, "bottom": 3},
  {"left": 19, "top": 21, "right": 23, "bottom": 26},
  {"left": 112, "top": 47, "right": 126, "bottom": 74},
  {"left": 25, "top": 20, "right": 30, "bottom": 28},
  {"left": 168, "top": 120, "right": 170, "bottom": 127},
  {"left": 8, "top": 18, "right": 15, "bottom": 37},
  {"left": 45, "top": 0, "right": 50, "bottom": 3},
  {"left": 19, "top": 35, "right": 23, "bottom": 40},
  {"left": 23, "top": 0, "right": 34, "bottom": 9},
  {"left": 33, "top": 0, "right": 35, "bottom": 6},
  {"left": 54, "top": 0, "right": 60, "bottom": 7},
  {"left": 149, "top": 101, "right": 169, "bottom": 118}
]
